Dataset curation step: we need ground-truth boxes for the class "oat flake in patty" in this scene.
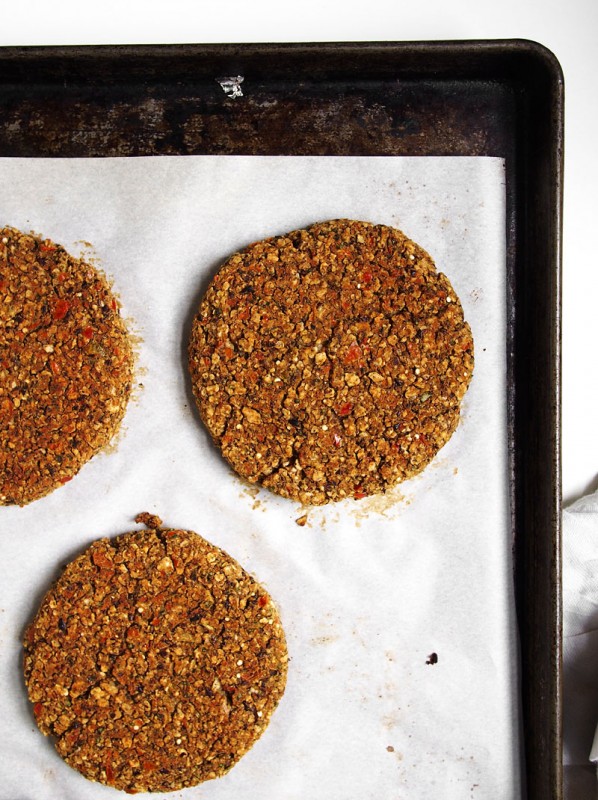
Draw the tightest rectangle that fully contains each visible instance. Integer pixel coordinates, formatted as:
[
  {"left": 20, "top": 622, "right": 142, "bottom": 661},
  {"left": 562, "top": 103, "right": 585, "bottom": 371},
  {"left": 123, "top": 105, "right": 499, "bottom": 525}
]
[
  {"left": 23, "top": 514, "right": 288, "bottom": 793},
  {"left": 0, "top": 227, "right": 133, "bottom": 505},
  {"left": 189, "top": 219, "right": 474, "bottom": 505}
]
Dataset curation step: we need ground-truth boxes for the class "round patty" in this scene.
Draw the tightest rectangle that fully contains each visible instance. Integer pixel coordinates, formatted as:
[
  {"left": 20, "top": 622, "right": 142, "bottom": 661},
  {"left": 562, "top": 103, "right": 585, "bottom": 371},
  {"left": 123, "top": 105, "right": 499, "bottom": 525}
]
[
  {"left": 0, "top": 227, "right": 133, "bottom": 505},
  {"left": 189, "top": 219, "right": 474, "bottom": 505},
  {"left": 23, "top": 515, "right": 288, "bottom": 793}
]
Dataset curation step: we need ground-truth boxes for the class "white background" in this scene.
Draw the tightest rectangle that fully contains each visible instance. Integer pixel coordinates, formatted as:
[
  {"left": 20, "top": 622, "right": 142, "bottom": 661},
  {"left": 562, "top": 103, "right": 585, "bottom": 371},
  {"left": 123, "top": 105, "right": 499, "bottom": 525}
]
[{"left": 0, "top": 0, "right": 595, "bottom": 505}]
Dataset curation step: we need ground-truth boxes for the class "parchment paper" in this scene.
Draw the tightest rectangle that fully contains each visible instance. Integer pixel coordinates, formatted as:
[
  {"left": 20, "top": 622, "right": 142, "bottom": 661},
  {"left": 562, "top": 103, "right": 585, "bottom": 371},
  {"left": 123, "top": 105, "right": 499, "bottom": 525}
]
[{"left": 0, "top": 155, "right": 516, "bottom": 799}]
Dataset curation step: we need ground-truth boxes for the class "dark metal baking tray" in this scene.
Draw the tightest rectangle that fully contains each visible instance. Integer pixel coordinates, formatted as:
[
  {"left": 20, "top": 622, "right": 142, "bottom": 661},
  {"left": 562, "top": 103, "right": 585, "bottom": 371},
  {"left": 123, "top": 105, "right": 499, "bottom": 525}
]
[{"left": 0, "top": 40, "right": 563, "bottom": 799}]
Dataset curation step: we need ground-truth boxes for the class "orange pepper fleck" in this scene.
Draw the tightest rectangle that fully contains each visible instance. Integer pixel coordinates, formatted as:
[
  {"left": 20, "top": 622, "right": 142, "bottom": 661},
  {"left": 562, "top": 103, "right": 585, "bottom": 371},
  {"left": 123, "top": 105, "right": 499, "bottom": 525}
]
[
  {"left": 92, "top": 549, "right": 114, "bottom": 569},
  {"left": 344, "top": 342, "right": 362, "bottom": 364},
  {"left": 53, "top": 299, "right": 70, "bottom": 320}
]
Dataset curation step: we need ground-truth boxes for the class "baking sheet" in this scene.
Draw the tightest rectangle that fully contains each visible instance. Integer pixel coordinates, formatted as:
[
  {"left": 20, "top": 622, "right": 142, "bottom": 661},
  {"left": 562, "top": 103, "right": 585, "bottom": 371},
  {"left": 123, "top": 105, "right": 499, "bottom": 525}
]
[{"left": 0, "top": 154, "right": 515, "bottom": 799}]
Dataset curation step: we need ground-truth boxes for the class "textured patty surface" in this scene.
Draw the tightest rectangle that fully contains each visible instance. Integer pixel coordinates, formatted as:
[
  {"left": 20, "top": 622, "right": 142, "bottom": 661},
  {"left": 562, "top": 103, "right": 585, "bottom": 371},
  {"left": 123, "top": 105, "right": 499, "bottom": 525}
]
[
  {"left": 23, "top": 517, "right": 288, "bottom": 793},
  {"left": 0, "top": 227, "right": 133, "bottom": 505},
  {"left": 189, "top": 219, "right": 474, "bottom": 504}
]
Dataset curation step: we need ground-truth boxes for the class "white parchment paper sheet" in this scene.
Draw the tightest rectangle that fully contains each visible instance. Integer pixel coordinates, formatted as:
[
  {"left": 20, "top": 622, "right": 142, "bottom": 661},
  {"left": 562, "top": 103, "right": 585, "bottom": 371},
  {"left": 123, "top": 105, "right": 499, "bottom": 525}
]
[{"left": 0, "top": 156, "right": 516, "bottom": 799}]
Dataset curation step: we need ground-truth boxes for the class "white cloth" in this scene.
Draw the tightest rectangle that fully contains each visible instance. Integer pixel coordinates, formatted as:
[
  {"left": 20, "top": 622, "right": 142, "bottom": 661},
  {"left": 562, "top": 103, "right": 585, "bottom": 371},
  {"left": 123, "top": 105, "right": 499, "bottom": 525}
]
[{"left": 563, "top": 488, "right": 598, "bottom": 798}]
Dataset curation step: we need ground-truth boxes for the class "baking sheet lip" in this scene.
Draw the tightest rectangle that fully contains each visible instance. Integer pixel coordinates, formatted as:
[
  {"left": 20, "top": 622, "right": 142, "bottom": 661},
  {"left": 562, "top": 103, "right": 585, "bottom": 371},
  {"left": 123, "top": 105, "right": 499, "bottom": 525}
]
[
  {"left": 0, "top": 37, "right": 559, "bottom": 55},
  {"left": 0, "top": 38, "right": 564, "bottom": 87}
]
